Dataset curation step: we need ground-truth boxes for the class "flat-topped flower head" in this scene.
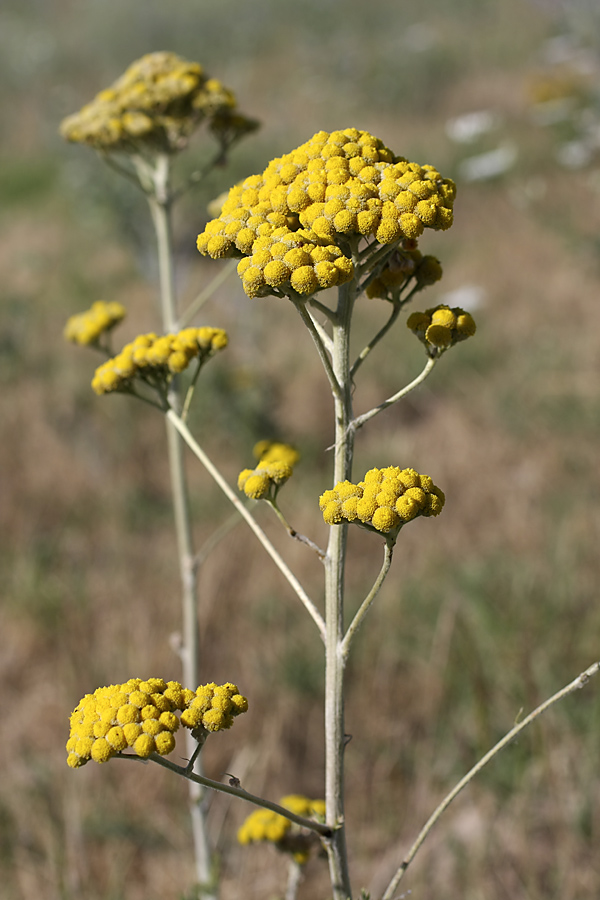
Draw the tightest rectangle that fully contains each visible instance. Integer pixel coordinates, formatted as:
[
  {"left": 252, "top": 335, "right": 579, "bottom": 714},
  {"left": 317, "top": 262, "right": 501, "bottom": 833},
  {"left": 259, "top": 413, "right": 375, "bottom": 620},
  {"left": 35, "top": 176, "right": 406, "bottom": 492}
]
[
  {"left": 91, "top": 326, "right": 228, "bottom": 396},
  {"left": 407, "top": 304, "right": 476, "bottom": 356},
  {"left": 64, "top": 301, "right": 126, "bottom": 346},
  {"left": 197, "top": 128, "right": 455, "bottom": 299},
  {"left": 60, "top": 51, "right": 258, "bottom": 155},
  {"left": 320, "top": 466, "right": 445, "bottom": 539},
  {"left": 238, "top": 794, "right": 325, "bottom": 864},
  {"left": 67, "top": 678, "right": 248, "bottom": 768}
]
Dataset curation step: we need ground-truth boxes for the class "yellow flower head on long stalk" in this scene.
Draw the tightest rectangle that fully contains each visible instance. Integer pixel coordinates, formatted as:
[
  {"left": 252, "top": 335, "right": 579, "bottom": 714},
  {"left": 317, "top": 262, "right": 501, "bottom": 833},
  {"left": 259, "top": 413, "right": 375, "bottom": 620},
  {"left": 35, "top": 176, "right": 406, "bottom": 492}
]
[
  {"left": 197, "top": 128, "right": 455, "bottom": 298},
  {"left": 60, "top": 51, "right": 258, "bottom": 154},
  {"left": 91, "top": 326, "right": 227, "bottom": 396},
  {"left": 238, "top": 441, "right": 299, "bottom": 500}
]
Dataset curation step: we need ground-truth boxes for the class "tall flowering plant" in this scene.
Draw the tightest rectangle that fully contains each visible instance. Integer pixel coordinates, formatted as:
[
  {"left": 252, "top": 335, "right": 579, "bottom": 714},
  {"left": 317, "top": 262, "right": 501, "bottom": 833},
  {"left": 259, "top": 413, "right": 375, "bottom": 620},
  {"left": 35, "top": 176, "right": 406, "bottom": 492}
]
[{"left": 62, "top": 55, "right": 599, "bottom": 900}]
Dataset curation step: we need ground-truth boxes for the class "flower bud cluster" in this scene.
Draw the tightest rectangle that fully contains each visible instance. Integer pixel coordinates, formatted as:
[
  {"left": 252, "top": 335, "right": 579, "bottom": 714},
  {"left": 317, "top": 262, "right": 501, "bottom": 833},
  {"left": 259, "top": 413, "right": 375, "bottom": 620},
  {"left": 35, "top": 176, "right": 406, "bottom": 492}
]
[
  {"left": 366, "top": 248, "right": 443, "bottom": 301},
  {"left": 91, "top": 326, "right": 228, "bottom": 395},
  {"left": 238, "top": 441, "right": 299, "bottom": 500},
  {"left": 407, "top": 305, "right": 476, "bottom": 353},
  {"left": 197, "top": 129, "right": 455, "bottom": 298},
  {"left": 64, "top": 301, "right": 126, "bottom": 346},
  {"left": 67, "top": 678, "right": 248, "bottom": 768},
  {"left": 60, "top": 52, "right": 256, "bottom": 154},
  {"left": 320, "top": 466, "right": 445, "bottom": 534},
  {"left": 238, "top": 795, "right": 325, "bottom": 864},
  {"left": 180, "top": 682, "right": 249, "bottom": 733}
]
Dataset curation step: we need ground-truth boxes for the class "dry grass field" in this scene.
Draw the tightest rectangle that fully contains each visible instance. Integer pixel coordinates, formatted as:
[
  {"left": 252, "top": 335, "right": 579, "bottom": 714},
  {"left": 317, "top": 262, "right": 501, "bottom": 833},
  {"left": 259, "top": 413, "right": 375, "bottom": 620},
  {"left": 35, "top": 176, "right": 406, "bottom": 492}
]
[{"left": 2, "top": 1, "right": 600, "bottom": 898}]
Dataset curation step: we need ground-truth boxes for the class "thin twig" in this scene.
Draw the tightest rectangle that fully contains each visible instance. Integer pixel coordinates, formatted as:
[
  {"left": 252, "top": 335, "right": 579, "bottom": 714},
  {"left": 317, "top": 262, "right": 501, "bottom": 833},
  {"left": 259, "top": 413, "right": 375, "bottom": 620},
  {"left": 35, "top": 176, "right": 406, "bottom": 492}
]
[
  {"left": 116, "top": 752, "right": 332, "bottom": 837},
  {"left": 269, "top": 500, "right": 326, "bottom": 560},
  {"left": 349, "top": 356, "right": 437, "bottom": 435},
  {"left": 178, "top": 259, "right": 238, "bottom": 329},
  {"left": 381, "top": 659, "right": 600, "bottom": 900},
  {"left": 167, "top": 409, "right": 326, "bottom": 641},
  {"left": 350, "top": 299, "right": 402, "bottom": 379},
  {"left": 309, "top": 295, "right": 338, "bottom": 325},
  {"left": 292, "top": 298, "right": 342, "bottom": 401},
  {"left": 341, "top": 542, "right": 394, "bottom": 661}
]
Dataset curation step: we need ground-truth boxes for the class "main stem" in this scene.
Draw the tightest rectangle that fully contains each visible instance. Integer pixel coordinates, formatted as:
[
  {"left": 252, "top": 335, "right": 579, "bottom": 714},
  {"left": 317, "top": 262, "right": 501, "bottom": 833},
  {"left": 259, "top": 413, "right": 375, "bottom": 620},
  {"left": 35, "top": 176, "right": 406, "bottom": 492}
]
[
  {"left": 148, "top": 154, "right": 215, "bottom": 897},
  {"left": 323, "top": 280, "right": 355, "bottom": 900}
]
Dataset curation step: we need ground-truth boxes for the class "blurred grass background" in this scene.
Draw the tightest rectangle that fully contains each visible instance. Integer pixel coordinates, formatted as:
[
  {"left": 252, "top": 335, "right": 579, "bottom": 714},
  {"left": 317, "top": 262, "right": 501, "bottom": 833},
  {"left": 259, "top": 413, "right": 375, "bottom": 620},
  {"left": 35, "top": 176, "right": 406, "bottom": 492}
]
[{"left": 2, "top": 0, "right": 600, "bottom": 898}]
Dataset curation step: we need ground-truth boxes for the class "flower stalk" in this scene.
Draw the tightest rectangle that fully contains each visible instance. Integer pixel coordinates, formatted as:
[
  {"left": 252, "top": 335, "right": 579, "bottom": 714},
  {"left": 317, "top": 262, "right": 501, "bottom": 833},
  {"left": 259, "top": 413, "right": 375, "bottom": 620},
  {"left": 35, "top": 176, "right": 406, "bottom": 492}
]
[{"left": 143, "top": 153, "right": 214, "bottom": 897}]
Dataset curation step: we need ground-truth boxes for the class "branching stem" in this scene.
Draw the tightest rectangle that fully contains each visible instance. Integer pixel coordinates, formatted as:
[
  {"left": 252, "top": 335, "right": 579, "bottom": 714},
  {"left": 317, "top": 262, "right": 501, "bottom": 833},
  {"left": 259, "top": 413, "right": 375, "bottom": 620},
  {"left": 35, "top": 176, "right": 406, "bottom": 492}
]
[
  {"left": 116, "top": 752, "right": 332, "bottom": 837},
  {"left": 341, "top": 542, "right": 394, "bottom": 661},
  {"left": 167, "top": 409, "right": 326, "bottom": 641},
  {"left": 350, "top": 356, "right": 437, "bottom": 435}
]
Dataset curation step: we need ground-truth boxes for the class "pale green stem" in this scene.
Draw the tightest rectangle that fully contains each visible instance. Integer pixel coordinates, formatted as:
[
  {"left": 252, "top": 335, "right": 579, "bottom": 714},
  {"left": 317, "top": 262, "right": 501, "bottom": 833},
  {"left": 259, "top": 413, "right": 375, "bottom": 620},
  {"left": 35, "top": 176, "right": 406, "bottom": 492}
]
[
  {"left": 116, "top": 753, "right": 332, "bottom": 837},
  {"left": 285, "top": 859, "right": 304, "bottom": 900},
  {"left": 292, "top": 297, "right": 342, "bottom": 400},
  {"left": 309, "top": 295, "right": 338, "bottom": 325},
  {"left": 350, "top": 299, "right": 401, "bottom": 380},
  {"left": 177, "top": 259, "right": 238, "bottom": 329},
  {"left": 350, "top": 356, "right": 437, "bottom": 435},
  {"left": 322, "top": 277, "right": 356, "bottom": 900},
  {"left": 268, "top": 500, "right": 327, "bottom": 559},
  {"left": 145, "top": 153, "right": 215, "bottom": 897},
  {"left": 166, "top": 409, "right": 326, "bottom": 641},
  {"left": 381, "top": 659, "right": 600, "bottom": 900},
  {"left": 306, "top": 307, "right": 334, "bottom": 354},
  {"left": 341, "top": 542, "right": 394, "bottom": 662}
]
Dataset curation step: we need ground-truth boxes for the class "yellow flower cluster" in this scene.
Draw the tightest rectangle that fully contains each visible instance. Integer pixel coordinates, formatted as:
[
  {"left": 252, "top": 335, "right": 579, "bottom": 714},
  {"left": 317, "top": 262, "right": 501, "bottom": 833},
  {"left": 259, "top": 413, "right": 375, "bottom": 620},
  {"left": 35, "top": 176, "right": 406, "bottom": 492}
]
[
  {"left": 407, "top": 305, "right": 476, "bottom": 352},
  {"left": 238, "top": 441, "right": 299, "bottom": 500},
  {"left": 319, "top": 466, "right": 445, "bottom": 534},
  {"left": 252, "top": 440, "right": 300, "bottom": 468},
  {"left": 64, "top": 300, "right": 126, "bottom": 346},
  {"left": 366, "top": 248, "right": 443, "bottom": 301},
  {"left": 91, "top": 326, "right": 228, "bottom": 395},
  {"left": 67, "top": 678, "right": 248, "bottom": 768},
  {"left": 60, "top": 51, "right": 256, "bottom": 154},
  {"left": 238, "top": 795, "right": 326, "bottom": 864},
  {"left": 197, "top": 128, "right": 455, "bottom": 298},
  {"left": 180, "top": 682, "right": 249, "bottom": 733}
]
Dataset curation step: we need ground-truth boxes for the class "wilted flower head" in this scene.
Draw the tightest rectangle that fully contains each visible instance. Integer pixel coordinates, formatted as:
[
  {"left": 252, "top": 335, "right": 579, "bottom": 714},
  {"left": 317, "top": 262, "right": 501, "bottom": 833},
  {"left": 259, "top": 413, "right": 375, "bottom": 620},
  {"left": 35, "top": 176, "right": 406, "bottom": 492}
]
[
  {"left": 366, "top": 248, "right": 443, "bottom": 301},
  {"left": 60, "top": 51, "right": 258, "bottom": 154},
  {"left": 197, "top": 128, "right": 455, "bottom": 298}
]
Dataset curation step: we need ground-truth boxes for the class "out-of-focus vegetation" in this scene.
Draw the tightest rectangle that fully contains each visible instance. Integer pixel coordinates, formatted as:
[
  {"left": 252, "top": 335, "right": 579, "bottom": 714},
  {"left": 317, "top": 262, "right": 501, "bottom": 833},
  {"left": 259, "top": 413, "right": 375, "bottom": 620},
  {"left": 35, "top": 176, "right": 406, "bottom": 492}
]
[{"left": 2, "top": 1, "right": 600, "bottom": 898}]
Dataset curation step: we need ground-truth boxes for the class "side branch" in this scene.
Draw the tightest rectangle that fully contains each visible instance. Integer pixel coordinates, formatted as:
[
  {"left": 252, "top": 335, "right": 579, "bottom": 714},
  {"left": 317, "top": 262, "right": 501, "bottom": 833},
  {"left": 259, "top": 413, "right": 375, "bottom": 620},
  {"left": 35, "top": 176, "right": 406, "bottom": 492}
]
[
  {"left": 341, "top": 542, "right": 394, "bottom": 661},
  {"left": 381, "top": 659, "right": 600, "bottom": 900},
  {"left": 292, "top": 298, "right": 342, "bottom": 400},
  {"left": 350, "top": 356, "right": 437, "bottom": 435},
  {"left": 177, "top": 258, "right": 238, "bottom": 329},
  {"left": 167, "top": 410, "right": 326, "bottom": 641},
  {"left": 350, "top": 298, "right": 401, "bottom": 379},
  {"left": 117, "top": 752, "right": 332, "bottom": 837}
]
